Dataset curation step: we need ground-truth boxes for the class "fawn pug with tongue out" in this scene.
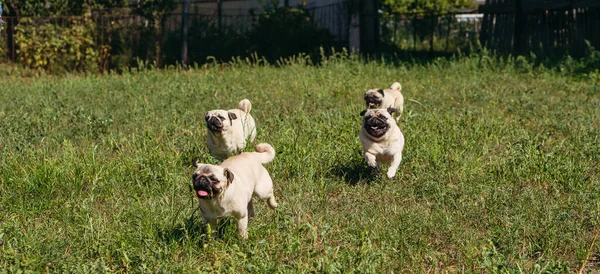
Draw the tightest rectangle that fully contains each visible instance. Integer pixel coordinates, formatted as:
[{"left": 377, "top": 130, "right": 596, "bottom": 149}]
[
  {"left": 359, "top": 107, "right": 405, "bottom": 179},
  {"left": 205, "top": 99, "right": 256, "bottom": 161},
  {"left": 192, "top": 143, "right": 278, "bottom": 239}
]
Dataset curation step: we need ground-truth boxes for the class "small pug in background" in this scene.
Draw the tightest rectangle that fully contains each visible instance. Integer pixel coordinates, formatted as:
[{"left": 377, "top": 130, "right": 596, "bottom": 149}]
[
  {"left": 205, "top": 99, "right": 256, "bottom": 160},
  {"left": 359, "top": 107, "right": 405, "bottom": 179},
  {"left": 192, "top": 143, "right": 278, "bottom": 239},
  {"left": 364, "top": 82, "right": 404, "bottom": 121}
]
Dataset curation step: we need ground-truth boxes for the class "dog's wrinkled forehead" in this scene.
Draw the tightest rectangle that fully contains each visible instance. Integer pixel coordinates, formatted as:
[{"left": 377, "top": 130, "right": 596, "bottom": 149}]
[
  {"left": 205, "top": 109, "right": 229, "bottom": 119},
  {"left": 193, "top": 164, "right": 226, "bottom": 181},
  {"left": 363, "top": 109, "right": 392, "bottom": 119},
  {"left": 364, "top": 89, "right": 384, "bottom": 100}
]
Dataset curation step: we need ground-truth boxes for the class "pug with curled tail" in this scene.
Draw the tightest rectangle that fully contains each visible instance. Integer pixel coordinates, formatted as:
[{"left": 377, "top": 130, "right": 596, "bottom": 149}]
[
  {"left": 205, "top": 99, "right": 256, "bottom": 160},
  {"left": 359, "top": 107, "right": 405, "bottom": 179},
  {"left": 364, "top": 82, "right": 404, "bottom": 121},
  {"left": 192, "top": 143, "right": 278, "bottom": 239}
]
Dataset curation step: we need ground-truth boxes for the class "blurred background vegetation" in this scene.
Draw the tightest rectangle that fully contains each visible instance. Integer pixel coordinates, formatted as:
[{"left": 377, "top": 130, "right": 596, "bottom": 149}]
[{"left": 0, "top": 0, "right": 599, "bottom": 74}]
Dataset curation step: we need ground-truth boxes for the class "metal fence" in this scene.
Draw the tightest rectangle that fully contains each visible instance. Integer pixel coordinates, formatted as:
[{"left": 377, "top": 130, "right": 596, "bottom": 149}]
[
  {"left": 0, "top": 7, "right": 488, "bottom": 67},
  {"left": 0, "top": 8, "right": 256, "bottom": 64},
  {"left": 380, "top": 11, "right": 483, "bottom": 53},
  {"left": 4, "top": 1, "right": 599, "bottom": 70},
  {"left": 0, "top": 4, "right": 499, "bottom": 70},
  {"left": 307, "top": 1, "right": 350, "bottom": 45},
  {"left": 0, "top": 10, "right": 261, "bottom": 70},
  {"left": 1, "top": 15, "right": 17, "bottom": 62},
  {"left": 480, "top": 0, "right": 600, "bottom": 56}
]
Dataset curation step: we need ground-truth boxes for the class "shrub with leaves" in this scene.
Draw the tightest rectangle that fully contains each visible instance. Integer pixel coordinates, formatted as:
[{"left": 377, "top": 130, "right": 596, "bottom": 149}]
[
  {"left": 248, "top": 5, "right": 334, "bottom": 61},
  {"left": 15, "top": 17, "right": 99, "bottom": 72}
]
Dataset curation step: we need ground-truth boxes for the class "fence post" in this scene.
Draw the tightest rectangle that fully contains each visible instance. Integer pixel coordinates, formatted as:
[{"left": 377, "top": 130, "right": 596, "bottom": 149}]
[
  {"left": 217, "top": 0, "right": 222, "bottom": 32},
  {"left": 413, "top": 15, "right": 417, "bottom": 51},
  {"left": 181, "top": 0, "right": 190, "bottom": 68},
  {"left": 430, "top": 12, "right": 435, "bottom": 52},
  {"left": 513, "top": 0, "right": 525, "bottom": 55},
  {"left": 359, "top": 0, "right": 380, "bottom": 53},
  {"left": 0, "top": 2, "right": 3, "bottom": 36},
  {"left": 446, "top": 13, "right": 451, "bottom": 51},
  {"left": 349, "top": 0, "right": 361, "bottom": 52},
  {"left": 7, "top": 17, "right": 15, "bottom": 62}
]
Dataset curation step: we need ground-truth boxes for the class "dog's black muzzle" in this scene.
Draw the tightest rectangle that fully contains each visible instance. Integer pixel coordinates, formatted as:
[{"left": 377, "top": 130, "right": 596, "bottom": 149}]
[
  {"left": 192, "top": 174, "right": 220, "bottom": 199},
  {"left": 206, "top": 116, "right": 224, "bottom": 132},
  {"left": 364, "top": 116, "right": 389, "bottom": 137},
  {"left": 365, "top": 95, "right": 382, "bottom": 109}
]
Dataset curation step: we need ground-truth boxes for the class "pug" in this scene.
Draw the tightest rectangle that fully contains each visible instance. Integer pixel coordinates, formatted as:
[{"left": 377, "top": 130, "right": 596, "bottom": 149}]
[
  {"left": 364, "top": 82, "right": 404, "bottom": 121},
  {"left": 359, "top": 107, "right": 405, "bottom": 179},
  {"left": 205, "top": 99, "right": 257, "bottom": 160},
  {"left": 192, "top": 143, "right": 278, "bottom": 239}
]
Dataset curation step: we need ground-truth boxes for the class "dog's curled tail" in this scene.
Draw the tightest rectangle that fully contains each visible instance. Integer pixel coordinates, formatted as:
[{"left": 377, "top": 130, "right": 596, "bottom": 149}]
[
  {"left": 238, "top": 99, "right": 252, "bottom": 113},
  {"left": 391, "top": 82, "right": 402, "bottom": 91},
  {"left": 254, "top": 143, "right": 275, "bottom": 164}
]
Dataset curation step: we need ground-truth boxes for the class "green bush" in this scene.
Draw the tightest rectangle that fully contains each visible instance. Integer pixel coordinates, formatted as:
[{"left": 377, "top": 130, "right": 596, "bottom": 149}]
[
  {"left": 162, "top": 16, "right": 248, "bottom": 65},
  {"left": 162, "top": 5, "right": 335, "bottom": 65},
  {"left": 247, "top": 6, "right": 334, "bottom": 61},
  {"left": 15, "top": 17, "right": 100, "bottom": 73}
]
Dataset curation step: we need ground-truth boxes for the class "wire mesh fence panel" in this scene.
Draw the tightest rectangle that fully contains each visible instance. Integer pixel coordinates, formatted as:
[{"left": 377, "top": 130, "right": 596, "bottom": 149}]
[
  {"left": 307, "top": 1, "right": 350, "bottom": 45},
  {"left": 0, "top": 3, "right": 341, "bottom": 70},
  {"left": 1, "top": 16, "right": 17, "bottom": 62},
  {"left": 380, "top": 11, "right": 483, "bottom": 53},
  {"left": 480, "top": 0, "right": 600, "bottom": 56}
]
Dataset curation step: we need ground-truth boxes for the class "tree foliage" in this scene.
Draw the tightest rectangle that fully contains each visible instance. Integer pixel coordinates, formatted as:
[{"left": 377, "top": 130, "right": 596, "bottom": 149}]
[
  {"left": 382, "top": 0, "right": 476, "bottom": 14},
  {"left": 133, "top": 0, "right": 176, "bottom": 22},
  {"left": 15, "top": 17, "right": 100, "bottom": 72},
  {"left": 2, "top": 0, "right": 128, "bottom": 17},
  {"left": 247, "top": 5, "right": 334, "bottom": 61}
]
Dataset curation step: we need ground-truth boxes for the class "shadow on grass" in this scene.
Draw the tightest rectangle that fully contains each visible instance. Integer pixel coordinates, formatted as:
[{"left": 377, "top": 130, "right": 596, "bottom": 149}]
[
  {"left": 330, "top": 158, "right": 380, "bottom": 186},
  {"left": 157, "top": 212, "right": 239, "bottom": 245},
  {"left": 157, "top": 215, "right": 207, "bottom": 245}
]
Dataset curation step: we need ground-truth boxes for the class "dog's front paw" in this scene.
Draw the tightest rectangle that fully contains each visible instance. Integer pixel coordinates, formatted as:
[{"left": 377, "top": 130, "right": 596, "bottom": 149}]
[
  {"left": 365, "top": 154, "right": 378, "bottom": 168},
  {"left": 367, "top": 160, "right": 378, "bottom": 168},
  {"left": 386, "top": 168, "right": 397, "bottom": 179}
]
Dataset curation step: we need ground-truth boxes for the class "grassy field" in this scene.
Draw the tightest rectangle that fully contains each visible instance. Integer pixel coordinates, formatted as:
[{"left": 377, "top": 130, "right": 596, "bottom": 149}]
[{"left": 1, "top": 54, "right": 599, "bottom": 272}]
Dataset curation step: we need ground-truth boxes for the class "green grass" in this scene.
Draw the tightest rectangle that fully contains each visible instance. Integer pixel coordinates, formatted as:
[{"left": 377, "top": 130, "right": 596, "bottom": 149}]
[{"left": 1, "top": 54, "right": 599, "bottom": 272}]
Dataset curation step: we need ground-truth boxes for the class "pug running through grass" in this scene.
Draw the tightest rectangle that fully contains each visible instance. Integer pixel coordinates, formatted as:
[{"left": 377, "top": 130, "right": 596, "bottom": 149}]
[
  {"left": 364, "top": 82, "right": 404, "bottom": 121},
  {"left": 205, "top": 99, "right": 256, "bottom": 160},
  {"left": 359, "top": 108, "right": 405, "bottom": 179},
  {"left": 192, "top": 143, "right": 278, "bottom": 239}
]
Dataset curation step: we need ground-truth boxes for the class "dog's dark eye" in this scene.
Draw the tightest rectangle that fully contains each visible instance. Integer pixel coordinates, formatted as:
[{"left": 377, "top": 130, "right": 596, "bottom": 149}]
[{"left": 218, "top": 116, "right": 226, "bottom": 121}]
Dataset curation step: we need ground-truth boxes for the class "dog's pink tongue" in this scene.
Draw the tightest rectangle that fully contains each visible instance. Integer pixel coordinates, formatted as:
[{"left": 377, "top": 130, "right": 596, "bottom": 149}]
[{"left": 197, "top": 190, "right": 209, "bottom": 197}]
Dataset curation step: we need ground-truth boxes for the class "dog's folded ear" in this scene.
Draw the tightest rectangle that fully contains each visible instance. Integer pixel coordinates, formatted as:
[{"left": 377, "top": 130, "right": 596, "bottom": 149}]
[
  {"left": 377, "top": 89, "right": 385, "bottom": 96},
  {"left": 360, "top": 109, "right": 367, "bottom": 116},
  {"left": 193, "top": 160, "right": 199, "bottom": 167},
  {"left": 224, "top": 168, "right": 234, "bottom": 185},
  {"left": 387, "top": 107, "right": 397, "bottom": 115},
  {"left": 228, "top": 112, "right": 238, "bottom": 120}
]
